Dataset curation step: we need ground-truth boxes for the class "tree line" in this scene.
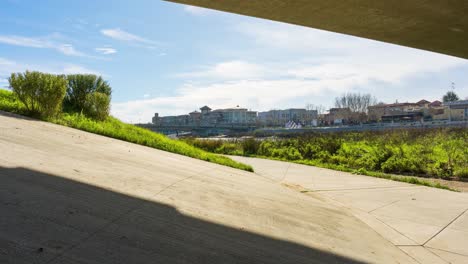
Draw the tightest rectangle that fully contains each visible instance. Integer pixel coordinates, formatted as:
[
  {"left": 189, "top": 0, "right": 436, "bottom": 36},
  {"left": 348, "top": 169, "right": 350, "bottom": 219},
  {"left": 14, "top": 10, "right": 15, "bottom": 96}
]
[
  {"left": 309, "top": 90, "right": 463, "bottom": 115},
  {"left": 8, "top": 71, "right": 112, "bottom": 121}
]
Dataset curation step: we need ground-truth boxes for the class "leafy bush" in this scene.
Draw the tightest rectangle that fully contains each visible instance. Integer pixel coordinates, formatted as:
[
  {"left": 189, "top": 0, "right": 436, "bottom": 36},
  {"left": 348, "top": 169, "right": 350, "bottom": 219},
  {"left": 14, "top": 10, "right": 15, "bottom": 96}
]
[
  {"left": 241, "top": 138, "right": 260, "bottom": 155},
  {"left": 83, "top": 92, "right": 111, "bottom": 121},
  {"left": 455, "top": 168, "right": 468, "bottom": 180},
  {"left": 8, "top": 71, "right": 67, "bottom": 118},
  {"left": 0, "top": 89, "right": 27, "bottom": 114},
  {"left": 184, "top": 128, "right": 467, "bottom": 180},
  {"left": 65, "top": 74, "right": 112, "bottom": 112}
]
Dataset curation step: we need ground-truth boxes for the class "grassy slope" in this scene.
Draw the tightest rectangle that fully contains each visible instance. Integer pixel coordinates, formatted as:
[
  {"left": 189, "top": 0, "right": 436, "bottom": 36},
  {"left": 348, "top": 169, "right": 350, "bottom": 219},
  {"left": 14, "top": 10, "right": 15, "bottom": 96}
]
[{"left": 0, "top": 89, "right": 253, "bottom": 172}]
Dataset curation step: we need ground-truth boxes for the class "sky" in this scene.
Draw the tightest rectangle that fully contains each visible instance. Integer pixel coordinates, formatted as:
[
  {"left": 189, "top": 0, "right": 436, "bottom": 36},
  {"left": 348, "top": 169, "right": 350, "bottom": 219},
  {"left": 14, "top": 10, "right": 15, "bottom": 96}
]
[{"left": 1, "top": 0, "right": 467, "bottom": 123}]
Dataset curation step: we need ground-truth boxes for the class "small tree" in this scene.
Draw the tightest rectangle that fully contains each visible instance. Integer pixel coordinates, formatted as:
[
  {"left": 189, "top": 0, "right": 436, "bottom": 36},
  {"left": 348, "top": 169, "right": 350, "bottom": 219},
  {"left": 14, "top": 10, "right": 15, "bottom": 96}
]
[
  {"left": 442, "top": 91, "right": 459, "bottom": 102},
  {"left": 9, "top": 71, "right": 67, "bottom": 118},
  {"left": 65, "top": 74, "right": 112, "bottom": 112}
]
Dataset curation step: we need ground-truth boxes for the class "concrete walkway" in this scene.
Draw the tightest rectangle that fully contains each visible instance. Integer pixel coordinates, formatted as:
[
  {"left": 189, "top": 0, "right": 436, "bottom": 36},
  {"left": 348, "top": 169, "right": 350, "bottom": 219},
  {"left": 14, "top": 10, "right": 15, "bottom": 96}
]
[
  {"left": 230, "top": 156, "right": 468, "bottom": 264},
  {"left": 0, "top": 112, "right": 417, "bottom": 263}
]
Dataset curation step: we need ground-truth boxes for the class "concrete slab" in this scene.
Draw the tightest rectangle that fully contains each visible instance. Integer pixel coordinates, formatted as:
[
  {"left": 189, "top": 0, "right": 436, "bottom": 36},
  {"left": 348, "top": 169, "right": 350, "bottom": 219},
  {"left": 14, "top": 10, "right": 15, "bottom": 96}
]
[
  {"left": 428, "top": 248, "right": 468, "bottom": 264},
  {"left": 318, "top": 186, "right": 425, "bottom": 213},
  {"left": 230, "top": 155, "right": 468, "bottom": 264},
  {"left": 0, "top": 112, "right": 416, "bottom": 263},
  {"left": 398, "top": 246, "right": 446, "bottom": 264},
  {"left": 425, "top": 210, "right": 468, "bottom": 257}
]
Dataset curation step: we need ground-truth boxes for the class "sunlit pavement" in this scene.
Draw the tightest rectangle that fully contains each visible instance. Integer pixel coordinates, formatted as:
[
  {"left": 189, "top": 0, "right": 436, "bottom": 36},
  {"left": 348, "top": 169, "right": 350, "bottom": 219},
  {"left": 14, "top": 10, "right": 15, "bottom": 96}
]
[
  {"left": 231, "top": 156, "right": 468, "bottom": 264},
  {"left": 0, "top": 111, "right": 418, "bottom": 264}
]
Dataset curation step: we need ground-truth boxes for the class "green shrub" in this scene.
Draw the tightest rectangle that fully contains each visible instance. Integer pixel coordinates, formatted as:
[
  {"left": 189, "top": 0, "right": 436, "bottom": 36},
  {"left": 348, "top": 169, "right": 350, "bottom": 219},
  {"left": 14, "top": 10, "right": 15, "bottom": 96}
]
[
  {"left": 242, "top": 138, "right": 260, "bottom": 155},
  {"left": 65, "top": 74, "right": 111, "bottom": 112},
  {"left": 0, "top": 89, "right": 27, "bottom": 114},
  {"left": 190, "top": 139, "right": 223, "bottom": 153},
  {"left": 258, "top": 141, "right": 274, "bottom": 156},
  {"left": 83, "top": 92, "right": 111, "bottom": 121},
  {"left": 8, "top": 71, "right": 67, "bottom": 118},
  {"left": 216, "top": 142, "right": 242, "bottom": 155},
  {"left": 184, "top": 128, "right": 466, "bottom": 180},
  {"left": 455, "top": 168, "right": 468, "bottom": 179}
]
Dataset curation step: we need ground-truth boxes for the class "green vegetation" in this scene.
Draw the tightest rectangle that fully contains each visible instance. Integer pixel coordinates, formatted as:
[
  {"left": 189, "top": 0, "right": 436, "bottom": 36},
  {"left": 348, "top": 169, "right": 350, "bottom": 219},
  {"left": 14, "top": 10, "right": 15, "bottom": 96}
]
[
  {"left": 64, "top": 74, "right": 112, "bottom": 119},
  {"left": 0, "top": 72, "right": 253, "bottom": 172},
  {"left": 183, "top": 129, "right": 468, "bottom": 190},
  {"left": 9, "top": 71, "right": 67, "bottom": 119},
  {"left": 52, "top": 114, "right": 253, "bottom": 171},
  {"left": 83, "top": 92, "right": 111, "bottom": 121},
  {"left": 443, "top": 90, "right": 460, "bottom": 103}
]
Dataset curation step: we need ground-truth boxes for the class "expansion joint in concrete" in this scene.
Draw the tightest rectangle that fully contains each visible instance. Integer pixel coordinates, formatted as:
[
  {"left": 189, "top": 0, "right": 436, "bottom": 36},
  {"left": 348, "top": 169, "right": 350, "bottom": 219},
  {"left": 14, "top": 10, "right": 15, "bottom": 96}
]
[{"left": 423, "top": 208, "right": 468, "bottom": 246}]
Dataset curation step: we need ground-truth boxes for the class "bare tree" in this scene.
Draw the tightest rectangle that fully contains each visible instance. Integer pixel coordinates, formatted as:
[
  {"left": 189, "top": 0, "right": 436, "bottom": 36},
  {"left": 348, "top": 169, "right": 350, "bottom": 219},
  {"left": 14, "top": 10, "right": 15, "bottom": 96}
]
[
  {"left": 305, "top": 103, "right": 326, "bottom": 114},
  {"left": 334, "top": 93, "right": 377, "bottom": 113}
]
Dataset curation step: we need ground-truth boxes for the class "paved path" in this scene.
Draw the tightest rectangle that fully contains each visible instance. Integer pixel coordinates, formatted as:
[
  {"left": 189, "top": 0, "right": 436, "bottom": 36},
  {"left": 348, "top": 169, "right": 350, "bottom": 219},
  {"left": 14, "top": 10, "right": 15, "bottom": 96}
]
[
  {"left": 230, "top": 156, "right": 468, "bottom": 264},
  {"left": 0, "top": 112, "right": 418, "bottom": 263}
]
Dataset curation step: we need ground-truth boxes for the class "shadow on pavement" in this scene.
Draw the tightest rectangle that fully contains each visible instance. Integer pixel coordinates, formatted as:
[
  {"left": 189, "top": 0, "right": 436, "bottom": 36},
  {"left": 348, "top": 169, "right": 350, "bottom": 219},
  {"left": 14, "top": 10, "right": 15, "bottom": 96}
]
[{"left": 0, "top": 166, "right": 365, "bottom": 264}]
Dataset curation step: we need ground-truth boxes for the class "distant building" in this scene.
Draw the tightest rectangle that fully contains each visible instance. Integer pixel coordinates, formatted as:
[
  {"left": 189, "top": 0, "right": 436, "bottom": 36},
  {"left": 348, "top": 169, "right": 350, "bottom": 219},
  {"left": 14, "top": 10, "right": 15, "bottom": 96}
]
[
  {"left": 153, "top": 105, "right": 258, "bottom": 127},
  {"left": 258, "top": 108, "right": 318, "bottom": 127},
  {"left": 368, "top": 100, "right": 439, "bottom": 122},
  {"left": 438, "top": 100, "right": 468, "bottom": 121},
  {"left": 321, "top": 108, "right": 365, "bottom": 125},
  {"left": 368, "top": 99, "right": 468, "bottom": 122}
]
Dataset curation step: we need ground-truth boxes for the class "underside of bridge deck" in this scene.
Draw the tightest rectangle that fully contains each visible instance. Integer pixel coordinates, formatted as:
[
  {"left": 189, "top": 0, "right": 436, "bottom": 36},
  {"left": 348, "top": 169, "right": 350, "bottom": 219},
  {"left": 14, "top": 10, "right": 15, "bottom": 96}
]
[{"left": 166, "top": 0, "right": 468, "bottom": 59}]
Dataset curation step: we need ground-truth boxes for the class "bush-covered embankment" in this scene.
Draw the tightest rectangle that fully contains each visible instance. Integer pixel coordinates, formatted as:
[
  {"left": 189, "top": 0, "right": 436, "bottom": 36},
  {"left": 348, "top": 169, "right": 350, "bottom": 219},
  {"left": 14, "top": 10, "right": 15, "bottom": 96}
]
[
  {"left": 0, "top": 72, "right": 253, "bottom": 172},
  {"left": 183, "top": 129, "right": 468, "bottom": 190}
]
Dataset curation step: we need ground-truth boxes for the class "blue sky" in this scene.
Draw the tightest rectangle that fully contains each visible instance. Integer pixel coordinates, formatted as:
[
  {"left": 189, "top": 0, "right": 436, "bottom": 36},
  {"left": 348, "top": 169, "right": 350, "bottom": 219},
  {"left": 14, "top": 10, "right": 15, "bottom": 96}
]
[{"left": 1, "top": 0, "right": 467, "bottom": 123}]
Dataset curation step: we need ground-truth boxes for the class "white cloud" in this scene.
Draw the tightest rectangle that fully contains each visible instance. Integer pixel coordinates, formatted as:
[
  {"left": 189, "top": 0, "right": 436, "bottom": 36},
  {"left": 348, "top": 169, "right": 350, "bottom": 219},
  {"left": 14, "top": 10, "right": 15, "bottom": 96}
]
[
  {"left": 0, "top": 35, "right": 86, "bottom": 57},
  {"left": 183, "top": 5, "right": 213, "bottom": 16},
  {"left": 0, "top": 35, "right": 48, "bottom": 48},
  {"left": 235, "top": 21, "right": 368, "bottom": 53},
  {"left": 57, "top": 44, "right": 85, "bottom": 56},
  {"left": 101, "top": 28, "right": 155, "bottom": 44},
  {"left": 112, "top": 78, "right": 342, "bottom": 123},
  {"left": 112, "top": 19, "right": 467, "bottom": 123},
  {"left": 176, "top": 61, "right": 267, "bottom": 80},
  {"left": 0, "top": 58, "right": 15, "bottom": 66},
  {"left": 95, "top": 47, "right": 117, "bottom": 55},
  {"left": 0, "top": 57, "right": 102, "bottom": 79},
  {"left": 62, "top": 65, "right": 101, "bottom": 75},
  {"left": 113, "top": 47, "right": 466, "bottom": 123}
]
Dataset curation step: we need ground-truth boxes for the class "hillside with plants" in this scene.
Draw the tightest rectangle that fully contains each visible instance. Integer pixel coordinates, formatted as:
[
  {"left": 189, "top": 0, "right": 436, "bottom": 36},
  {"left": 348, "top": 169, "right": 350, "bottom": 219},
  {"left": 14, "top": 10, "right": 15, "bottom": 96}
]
[
  {"left": 184, "top": 128, "right": 468, "bottom": 182},
  {"left": 0, "top": 71, "right": 253, "bottom": 172}
]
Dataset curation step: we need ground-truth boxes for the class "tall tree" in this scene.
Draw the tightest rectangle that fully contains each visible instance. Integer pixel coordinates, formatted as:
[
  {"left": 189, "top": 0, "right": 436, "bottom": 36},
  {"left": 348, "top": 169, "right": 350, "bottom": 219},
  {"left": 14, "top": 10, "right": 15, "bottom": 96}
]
[
  {"left": 334, "top": 93, "right": 377, "bottom": 113},
  {"left": 442, "top": 91, "right": 459, "bottom": 102}
]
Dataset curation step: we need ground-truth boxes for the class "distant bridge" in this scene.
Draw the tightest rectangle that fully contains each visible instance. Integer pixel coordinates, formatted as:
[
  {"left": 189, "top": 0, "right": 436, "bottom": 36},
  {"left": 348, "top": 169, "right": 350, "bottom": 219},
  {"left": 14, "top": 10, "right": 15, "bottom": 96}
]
[{"left": 137, "top": 123, "right": 258, "bottom": 136}]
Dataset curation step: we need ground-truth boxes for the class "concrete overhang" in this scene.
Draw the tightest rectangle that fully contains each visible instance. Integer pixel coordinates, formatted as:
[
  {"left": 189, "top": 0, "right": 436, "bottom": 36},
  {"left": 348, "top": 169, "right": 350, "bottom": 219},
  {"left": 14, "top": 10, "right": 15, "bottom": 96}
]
[{"left": 166, "top": 0, "right": 468, "bottom": 59}]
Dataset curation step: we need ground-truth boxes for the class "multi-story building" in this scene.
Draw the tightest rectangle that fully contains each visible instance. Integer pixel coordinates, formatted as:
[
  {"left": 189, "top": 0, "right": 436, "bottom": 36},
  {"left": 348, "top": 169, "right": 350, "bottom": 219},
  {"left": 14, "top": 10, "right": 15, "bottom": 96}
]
[
  {"left": 153, "top": 106, "right": 258, "bottom": 127},
  {"left": 368, "top": 100, "right": 440, "bottom": 122},
  {"left": 368, "top": 99, "right": 468, "bottom": 122},
  {"left": 258, "top": 108, "right": 318, "bottom": 127},
  {"left": 432, "top": 100, "right": 468, "bottom": 121}
]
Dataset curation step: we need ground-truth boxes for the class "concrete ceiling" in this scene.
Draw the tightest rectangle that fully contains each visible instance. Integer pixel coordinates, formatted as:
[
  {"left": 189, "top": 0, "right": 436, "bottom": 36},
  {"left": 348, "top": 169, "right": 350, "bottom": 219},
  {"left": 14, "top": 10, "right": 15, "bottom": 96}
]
[{"left": 166, "top": 0, "right": 468, "bottom": 59}]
